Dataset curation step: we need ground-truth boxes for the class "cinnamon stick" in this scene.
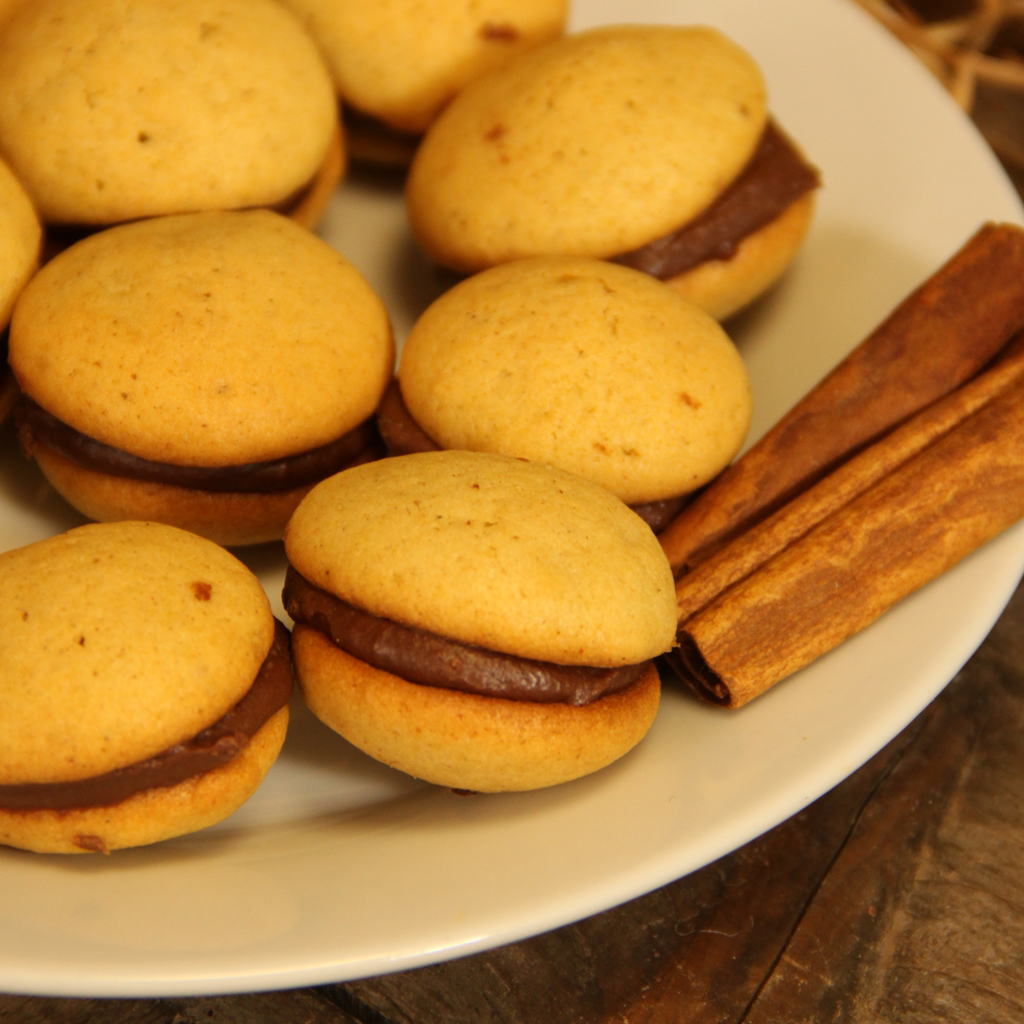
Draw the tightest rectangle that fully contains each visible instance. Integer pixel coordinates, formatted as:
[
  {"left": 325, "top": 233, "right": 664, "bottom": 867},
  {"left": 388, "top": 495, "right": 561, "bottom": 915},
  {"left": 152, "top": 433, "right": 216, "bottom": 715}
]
[
  {"left": 659, "top": 222, "right": 1024, "bottom": 575},
  {"left": 669, "top": 373, "right": 1024, "bottom": 709},
  {"left": 674, "top": 333, "right": 1024, "bottom": 624}
]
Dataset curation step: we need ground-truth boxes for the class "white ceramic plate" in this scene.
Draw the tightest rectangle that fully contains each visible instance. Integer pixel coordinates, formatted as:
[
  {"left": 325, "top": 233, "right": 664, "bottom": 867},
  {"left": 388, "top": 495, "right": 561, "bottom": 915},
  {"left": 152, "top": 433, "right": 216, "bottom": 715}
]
[{"left": 2, "top": 0, "right": 1023, "bottom": 998}]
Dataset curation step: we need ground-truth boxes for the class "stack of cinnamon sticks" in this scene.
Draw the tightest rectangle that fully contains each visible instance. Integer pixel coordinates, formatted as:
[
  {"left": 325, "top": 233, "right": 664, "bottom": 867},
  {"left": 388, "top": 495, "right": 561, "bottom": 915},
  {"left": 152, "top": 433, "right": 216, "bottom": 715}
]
[{"left": 661, "top": 222, "right": 1024, "bottom": 708}]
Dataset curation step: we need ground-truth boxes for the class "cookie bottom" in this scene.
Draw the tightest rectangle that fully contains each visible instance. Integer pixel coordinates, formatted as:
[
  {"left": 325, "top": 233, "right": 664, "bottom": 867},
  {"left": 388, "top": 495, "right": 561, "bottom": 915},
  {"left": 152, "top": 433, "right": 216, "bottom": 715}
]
[
  {"left": 666, "top": 192, "right": 816, "bottom": 321},
  {"left": 292, "top": 624, "right": 661, "bottom": 792},
  {"left": 0, "top": 706, "right": 289, "bottom": 854},
  {"left": 32, "top": 442, "right": 317, "bottom": 547}
]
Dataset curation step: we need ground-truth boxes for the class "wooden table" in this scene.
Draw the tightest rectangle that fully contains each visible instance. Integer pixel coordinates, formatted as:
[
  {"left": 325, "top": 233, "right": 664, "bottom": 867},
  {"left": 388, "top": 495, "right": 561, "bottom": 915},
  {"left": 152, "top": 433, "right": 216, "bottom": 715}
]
[{"left": 4, "top": 572, "right": 1024, "bottom": 1023}]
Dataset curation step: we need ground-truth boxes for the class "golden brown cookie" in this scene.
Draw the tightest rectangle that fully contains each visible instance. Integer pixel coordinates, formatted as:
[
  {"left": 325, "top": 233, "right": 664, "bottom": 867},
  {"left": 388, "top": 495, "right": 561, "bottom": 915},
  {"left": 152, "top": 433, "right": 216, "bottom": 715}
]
[
  {"left": 10, "top": 210, "right": 394, "bottom": 545},
  {"left": 0, "top": 521, "right": 292, "bottom": 853},
  {"left": 406, "top": 25, "right": 818, "bottom": 318},
  {"left": 0, "top": 0, "right": 337, "bottom": 227},
  {"left": 284, "top": 451, "right": 677, "bottom": 791},
  {"left": 393, "top": 257, "right": 751, "bottom": 523},
  {"left": 281, "top": 0, "right": 567, "bottom": 142}
]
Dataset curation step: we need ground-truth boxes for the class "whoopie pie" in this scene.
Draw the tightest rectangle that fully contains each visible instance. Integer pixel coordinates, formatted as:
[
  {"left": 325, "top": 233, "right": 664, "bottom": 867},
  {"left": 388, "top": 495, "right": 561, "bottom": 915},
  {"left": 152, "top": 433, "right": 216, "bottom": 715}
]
[
  {"left": 0, "top": 521, "right": 293, "bottom": 854},
  {"left": 283, "top": 451, "right": 677, "bottom": 792},
  {"left": 380, "top": 256, "right": 751, "bottom": 531},
  {"left": 9, "top": 209, "right": 394, "bottom": 545},
  {"left": 406, "top": 25, "right": 819, "bottom": 319},
  {"left": 0, "top": 0, "right": 342, "bottom": 233},
  {"left": 280, "top": 0, "right": 567, "bottom": 166}
]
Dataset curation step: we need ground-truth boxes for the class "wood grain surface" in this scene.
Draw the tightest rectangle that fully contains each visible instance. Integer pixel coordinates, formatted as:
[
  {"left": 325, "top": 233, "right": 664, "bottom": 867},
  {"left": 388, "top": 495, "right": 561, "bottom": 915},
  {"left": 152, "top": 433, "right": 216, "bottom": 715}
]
[{"left": 4, "top": 577, "right": 1024, "bottom": 1024}]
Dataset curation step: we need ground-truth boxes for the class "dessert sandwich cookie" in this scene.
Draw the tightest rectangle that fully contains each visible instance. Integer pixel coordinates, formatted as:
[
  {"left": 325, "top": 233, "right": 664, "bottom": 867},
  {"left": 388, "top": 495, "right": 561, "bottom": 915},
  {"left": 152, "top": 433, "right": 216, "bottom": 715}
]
[
  {"left": 10, "top": 209, "right": 394, "bottom": 546},
  {"left": 378, "top": 257, "right": 752, "bottom": 532},
  {"left": 279, "top": 0, "right": 567, "bottom": 167},
  {"left": 0, "top": 155, "right": 41, "bottom": 421},
  {"left": 0, "top": 0, "right": 341, "bottom": 236},
  {"left": 283, "top": 450, "right": 678, "bottom": 792},
  {"left": 0, "top": 521, "right": 293, "bottom": 854},
  {"left": 406, "top": 25, "right": 820, "bottom": 320}
]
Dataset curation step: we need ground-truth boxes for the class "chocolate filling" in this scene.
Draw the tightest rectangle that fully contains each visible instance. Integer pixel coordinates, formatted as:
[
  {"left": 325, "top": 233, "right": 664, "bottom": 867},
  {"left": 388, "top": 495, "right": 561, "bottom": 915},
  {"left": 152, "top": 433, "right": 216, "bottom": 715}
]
[
  {"left": 612, "top": 121, "right": 820, "bottom": 280},
  {"left": 375, "top": 379, "right": 687, "bottom": 532},
  {"left": 284, "top": 565, "right": 648, "bottom": 706},
  {"left": 631, "top": 495, "right": 688, "bottom": 533},
  {"left": 376, "top": 378, "right": 441, "bottom": 457},
  {"left": 342, "top": 106, "right": 421, "bottom": 168},
  {"left": 0, "top": 619, "right": 294, "bottom": 811},
  {"left": 16, "top": 397, "right": 382, "bottom": 493}
]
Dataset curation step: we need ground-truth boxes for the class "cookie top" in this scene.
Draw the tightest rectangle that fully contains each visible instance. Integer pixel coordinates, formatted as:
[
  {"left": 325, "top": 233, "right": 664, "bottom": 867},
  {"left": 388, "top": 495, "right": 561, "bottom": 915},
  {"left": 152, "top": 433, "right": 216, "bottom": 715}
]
[
  {"left": 280, "top": 0, "right": 567, "bottom": 134},
  {"left": 285, "top": 450, "right": 677, "bottom": 666},
  {"left": 0, "top": 156, "right": 41, "bottom": 331},
  {"left": 0, "top": 521, "right": 275, "bottom": 785},
  {"left": 406, "top": 25, "right": 767, "bottom": 272},
  {"left": 0, "top": 0, "right": 336, "bottom": 225},
  {"left": 399, "top": 258, "right": 752, "bottom": 503},
  {"left": 10, "top": 210, "right": 394, "bottom": 466}
]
